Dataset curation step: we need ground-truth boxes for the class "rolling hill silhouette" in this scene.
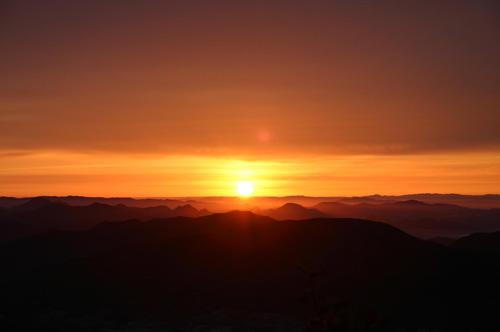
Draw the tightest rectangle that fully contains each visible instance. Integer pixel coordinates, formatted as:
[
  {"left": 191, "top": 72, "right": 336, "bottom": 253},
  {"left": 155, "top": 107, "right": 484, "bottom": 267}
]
[
  {"left": 1, "top": 211, "right": 499, "bottom": 330},
  {"left": 451, "top": 230, "right": 500, "bottom": 255}
]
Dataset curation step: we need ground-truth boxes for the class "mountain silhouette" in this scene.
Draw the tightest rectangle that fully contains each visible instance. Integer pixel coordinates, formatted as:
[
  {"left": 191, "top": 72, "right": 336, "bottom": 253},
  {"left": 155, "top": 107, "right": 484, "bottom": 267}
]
[
  {"left": 428, "top": 236, "right": 457, "bottom": 246},
  {"left": 0, "top": 197, "right": 31, "bottom": 209},
  {"left": 393, "top": 199, "right": 428, "bottom": 205},
  {"left": 0, "top": 202, "right": 211, "bottom": 242},
  {"left": 313, "top": 200, "right": 500, "bottom": 238},
  {"left": 4, "top": 197, "right": 500, "bottom": 243},
  {"left": 0, "top": 211, "right": 499, "bottom": 330},
  {"left": 9, "top": 197, "right": 56, "bottom": 212},
  {"left": 337, "top": 196, "right": 392, "bottom": 204},
  {"left": 0, "top": 211, "right": 437, "bottom": 328},
  {"left": 258, "top": 203, "right": 332, "bottom": 220},
  {"left": 451, "top": 231, "right": 500, "bottom": 255},
  {"left": 0, "top": 196, "right": 189, "bottom": 209},
  {"left": 173, "top": 204, "right": 199, "bottom": 215}
]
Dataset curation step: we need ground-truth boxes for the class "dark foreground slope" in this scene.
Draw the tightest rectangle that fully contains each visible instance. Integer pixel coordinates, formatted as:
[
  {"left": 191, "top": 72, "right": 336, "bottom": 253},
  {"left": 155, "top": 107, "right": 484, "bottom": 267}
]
[
  {"left": 451, "top": 230, "right": 500, "bottom": 255},
  {"left": 0, "top": 212, "right": 498, "bottom": 331}
]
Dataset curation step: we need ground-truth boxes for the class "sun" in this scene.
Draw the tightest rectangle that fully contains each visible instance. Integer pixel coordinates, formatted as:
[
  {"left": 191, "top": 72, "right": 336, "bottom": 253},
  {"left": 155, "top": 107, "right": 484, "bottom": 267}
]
[{"left": 237, "top": 181, "right": 254, "bottom": 197}]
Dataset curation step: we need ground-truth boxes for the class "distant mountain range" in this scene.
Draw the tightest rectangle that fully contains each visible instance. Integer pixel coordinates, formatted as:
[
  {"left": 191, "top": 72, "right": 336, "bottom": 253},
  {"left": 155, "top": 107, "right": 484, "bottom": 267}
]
[
  {"left": 183, "top": 194, "right": 500, "bottom": 209},
  {"left": 2, "top": 193, "right": 500, "bottom": 210},
  {"left": 252, "top": 200, "right": 500, "bottom": 239},
  {"left": 255, "top": 202, "right": 331, "bottom": 220},
  {"left": 0, "top": 197, "right": 210, "bottom": 242},
  {"left": 312, "top": 200, "right": 500, "bottom": 237},
  {"left": 0, "top": 196, "right": 187, "bottom": 209},
  {"left": 3, "top": 196, "right": 500, "bottom": 243}
]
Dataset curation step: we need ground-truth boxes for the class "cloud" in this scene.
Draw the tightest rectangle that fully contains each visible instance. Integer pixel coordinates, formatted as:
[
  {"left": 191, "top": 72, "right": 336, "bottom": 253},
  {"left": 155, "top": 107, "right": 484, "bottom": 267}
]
[{"left": 1, "top": 0, "right": 499, "bottom": 157}]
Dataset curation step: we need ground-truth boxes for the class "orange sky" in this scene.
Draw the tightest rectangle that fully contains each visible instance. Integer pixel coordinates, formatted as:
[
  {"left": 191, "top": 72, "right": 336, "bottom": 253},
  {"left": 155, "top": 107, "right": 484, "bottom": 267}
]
[
  {"left": 1, "top": 151, "right": 499, "bottom": 197},
  {"left": 1, "top": 1, "right": 499, "bottom": 197}
]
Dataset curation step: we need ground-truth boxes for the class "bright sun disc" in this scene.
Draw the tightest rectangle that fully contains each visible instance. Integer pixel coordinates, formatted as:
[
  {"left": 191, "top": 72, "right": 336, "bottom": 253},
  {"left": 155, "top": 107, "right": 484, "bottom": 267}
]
[{"left": 237, "top": 181, "right": 254, "bottom": 196}]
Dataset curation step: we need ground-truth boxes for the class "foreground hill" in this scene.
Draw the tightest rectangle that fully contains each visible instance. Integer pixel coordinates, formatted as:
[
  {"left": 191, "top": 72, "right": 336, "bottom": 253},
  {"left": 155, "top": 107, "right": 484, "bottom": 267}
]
[
  {"left": 451, "top": 231, "right": 500, "bottom": 255},
  {"left": 0, "top": 212, "right": 499, "bottom": 331}
]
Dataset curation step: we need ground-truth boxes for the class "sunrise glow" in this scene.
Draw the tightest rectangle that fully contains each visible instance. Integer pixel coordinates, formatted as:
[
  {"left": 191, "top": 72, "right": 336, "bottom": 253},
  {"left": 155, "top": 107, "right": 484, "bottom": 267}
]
[
  {"left": 0, "top": 1, "right": 498, "bottom": 198},
  {"left": 236, "top": 181, "right": 254, "bottom": 197}
]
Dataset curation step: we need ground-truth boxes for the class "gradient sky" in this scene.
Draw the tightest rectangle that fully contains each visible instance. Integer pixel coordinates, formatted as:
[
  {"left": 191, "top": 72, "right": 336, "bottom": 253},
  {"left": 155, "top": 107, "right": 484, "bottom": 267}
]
[{"left": 1, "top": 0, "right": 499, "bottom": 197}]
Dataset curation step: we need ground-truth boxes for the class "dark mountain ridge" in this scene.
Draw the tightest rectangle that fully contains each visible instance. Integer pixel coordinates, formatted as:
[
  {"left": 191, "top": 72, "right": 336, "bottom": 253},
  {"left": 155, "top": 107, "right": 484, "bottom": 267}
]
[
  {"left": 3, "top": 193, "right": 500, "bottom": 211},
  {"left": 0, "top": 199, "right": 211, "bottom": 242},
  {"left": 256, "top": 202, "right": 331, "bottom": 220},
  {"left": 1, "top": 211, "right": 499, "bottom": 330},
  {"left": 451, "top": 231, "right": 500, "bottom": 255},
  {"left": 313, "top": 200, "right": 500, "bottom": 238},
  {"left": 0, "top": 196, "right": 187, "bottom": 209}
]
